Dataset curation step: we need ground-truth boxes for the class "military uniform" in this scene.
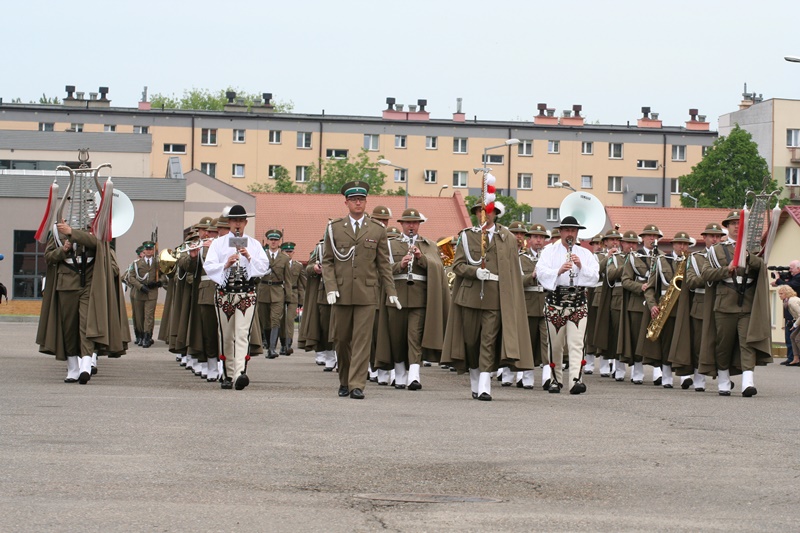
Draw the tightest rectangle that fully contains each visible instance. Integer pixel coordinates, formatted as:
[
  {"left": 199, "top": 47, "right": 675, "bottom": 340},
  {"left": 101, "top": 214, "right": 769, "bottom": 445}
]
[
  {"left": 584, "top": 234, "right": 605, "bottom": 374},
  {"left": 368, "top": 206, "right": 392, "bottom": 385},
  {"left": 258, "top": 229, "right": 292, "bottom": 358},
  {"left": 517, "top": 223, "right": 549, "bottom": 389},
  {"left": 592, "top": 228, "right": 623, "bottom": 378},
  {"left": 128, "top": 241, "right": 162, "bottom": 348},
  {"left": 321, "top": 182, "right": 399, "bottom": 400},
  {"left": 279, "top": 242, "right": 306, "bottom": 356},
  {"left": 298, "top": 240, "right": 336, "bottom": 369}
]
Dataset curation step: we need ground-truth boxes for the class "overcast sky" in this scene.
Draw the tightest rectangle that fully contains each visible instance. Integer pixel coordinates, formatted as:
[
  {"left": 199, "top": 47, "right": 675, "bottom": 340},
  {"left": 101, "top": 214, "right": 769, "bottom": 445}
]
[{"left": 4, "top": 0, "right": 799, "bottom": 129}]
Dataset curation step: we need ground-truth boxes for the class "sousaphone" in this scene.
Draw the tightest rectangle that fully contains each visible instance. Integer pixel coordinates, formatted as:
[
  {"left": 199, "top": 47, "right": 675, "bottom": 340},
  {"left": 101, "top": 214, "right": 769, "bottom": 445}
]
[{"left": 558, "top": 192, "right": 606, "bottom": 240}]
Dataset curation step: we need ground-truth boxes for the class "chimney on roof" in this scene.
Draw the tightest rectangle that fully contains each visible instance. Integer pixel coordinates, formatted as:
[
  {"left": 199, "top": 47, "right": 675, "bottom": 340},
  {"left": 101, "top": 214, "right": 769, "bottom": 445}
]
[
  {"left": 453, "top": 97, "right": 465, "bottom": 122},
  {"left": 386, "top": 97, "right": 396, "bottom": 110},
  {"left": 637, "top": 106, "right": 662, "bottom": 129},
  {"left": 561, "top": 104, "right": 585, "bottom": 126},
  {"left": 534, "top": 103, "right": 559, "bottom": 125},
  {"left": 98, "top": 86, "right": 109, "bottom": 101},
  {"left": 65, "top": 85, "right": 75, "bottom": 100},
  {"left": 223, "top": 91, "right": 248, "bottom": 113},
  {"left": 572, "top": 104, "right": 582, "bottom": 117},
  {"left": 251, "top": 92, "right": 275, "bottom": 114},
  {"left": 686, "top": 108, "right": 710, "bottom": 131},
  {"left": 417, "top": 99, "right": 427, "bottom": 112},
  {"left": 641, "top": 106, "right": 651, "bottom": 119},
  {"left": 225, "top": 91, "right": 236, "bottom": 104},
  {"left": 537, "top": 103, "right": 547, "bottom": 116}
]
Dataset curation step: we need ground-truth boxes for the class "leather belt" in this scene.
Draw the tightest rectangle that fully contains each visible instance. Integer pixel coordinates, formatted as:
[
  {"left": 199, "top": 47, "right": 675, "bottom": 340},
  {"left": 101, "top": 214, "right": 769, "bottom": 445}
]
[
  {"left": 65, "top": 257, "right": 94, "bottom": 265},
  {"left": 262, "top": 280, "right": 284, "bottom": 285},
  {"left": 524, "top": 286, "right": 544, "bottom": 292},
  {"left": 292, "top": 285, "right": 298, "bottom": 289},
  {"left": 693, "top": 288, "right": 705, "bottom": 294},
  {"left": 394, "top": 274, "right": 427, "bottom": 282}
]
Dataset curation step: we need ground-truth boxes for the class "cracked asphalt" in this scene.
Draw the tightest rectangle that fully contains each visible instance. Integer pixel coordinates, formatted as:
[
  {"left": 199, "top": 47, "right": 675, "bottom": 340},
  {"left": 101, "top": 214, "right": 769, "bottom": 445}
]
[{"left": 1, "top": 321, "right": 799, "bottom": 532}]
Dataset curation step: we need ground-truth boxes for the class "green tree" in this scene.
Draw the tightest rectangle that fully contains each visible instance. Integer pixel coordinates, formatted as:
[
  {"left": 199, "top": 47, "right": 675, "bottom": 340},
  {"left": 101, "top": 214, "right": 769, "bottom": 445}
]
[
  {"left": 678, "top": 124, "right": 779, "bottom": 208},
  {"left": 464, "top": 194, "right": 532, "bottom": 227},
  {"left": 38, "top": 94, "right": 61, "bottom": 104},
  {"left": 150, "top": 87, "right": 293, "bottom": 113},
  {"left": 248, "top": 166, "right": 305, "bottom": 193},
  {"left": 305, "top": 149, "right": 393, "bottom": 194}
]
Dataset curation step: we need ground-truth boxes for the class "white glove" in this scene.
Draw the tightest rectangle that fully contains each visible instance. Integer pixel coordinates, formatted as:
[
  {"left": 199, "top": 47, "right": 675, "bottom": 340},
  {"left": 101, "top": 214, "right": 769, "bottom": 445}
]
[
  {"left": 476, "top": 268, "right": 491, "bottom": 281},
  {"left": 327, "top": 291, "right": 339, "bottom": 305},
  {"left": 389, "top": 296, "right": 402, "bottom": 310}
]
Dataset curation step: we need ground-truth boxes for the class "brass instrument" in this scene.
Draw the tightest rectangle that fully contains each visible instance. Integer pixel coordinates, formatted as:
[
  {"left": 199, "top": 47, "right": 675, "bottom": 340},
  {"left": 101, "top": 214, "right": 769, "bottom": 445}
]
[
  {"left": 405, "top": 234, "right": 418, "bottom": 285},
  {"left": 646, "top": 253, "right": 686, "bottom": 341},
  {"left": 159, "top": 248, "right": 178, "bottom": 275},
  {"left": 437, "top": 236, "right": 455, "bottom": 267}
]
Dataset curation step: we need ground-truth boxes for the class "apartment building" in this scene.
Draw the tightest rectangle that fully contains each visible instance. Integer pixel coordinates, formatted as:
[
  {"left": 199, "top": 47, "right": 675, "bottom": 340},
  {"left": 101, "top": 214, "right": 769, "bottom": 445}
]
[
  {"left": 719, "top": 90, "right": 800, "bottom": 203},
  {"left": 0, "top": 87, "right": 717, "bottom": 225}
]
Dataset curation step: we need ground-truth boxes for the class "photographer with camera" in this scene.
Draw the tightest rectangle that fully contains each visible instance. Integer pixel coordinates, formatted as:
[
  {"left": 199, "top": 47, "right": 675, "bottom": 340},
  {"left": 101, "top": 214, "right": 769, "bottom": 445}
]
[{"left": 771, "top": 260, "right": 800, "bottom": 365}]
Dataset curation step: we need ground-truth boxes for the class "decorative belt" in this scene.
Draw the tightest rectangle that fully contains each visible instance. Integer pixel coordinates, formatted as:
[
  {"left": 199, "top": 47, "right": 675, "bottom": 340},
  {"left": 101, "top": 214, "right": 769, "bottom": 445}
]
[
  {"left": 394, "top": 274, "right": 427, "bottom": 282},
  {"left": 65, "top": 257, "right": 94, "bottom": 265},
  {"left": 223, "top": 279, "right": 258, "bottom": 293},
  {"left": 524, "top": 286, "right": 544, "bottom": 292},
  {"left": 545, "top": 286, "right": 587, "bottom": 307},
  {"left": 724, "top": 276, "right": 754, "bottom": 284},
  {"left": 200, "top": 275, "right": 211, "bottom": 281},
  {"left": 594, "top": 282, "right": 603, "bottom": 288},
  {"left": 262, "top": 280, "right": 284, "bottom": 285},
  {"left": 614, "top": 282, "right": 622, "bottom": 287},
  {"left": 636, "top": 276, "right": 647, "bottom": 282},
  {"left": 480, "top": 273, "right": 499, "bottom": 281},
  {"left": 693, "top": 288, "right": 705, "bottom": 294}
]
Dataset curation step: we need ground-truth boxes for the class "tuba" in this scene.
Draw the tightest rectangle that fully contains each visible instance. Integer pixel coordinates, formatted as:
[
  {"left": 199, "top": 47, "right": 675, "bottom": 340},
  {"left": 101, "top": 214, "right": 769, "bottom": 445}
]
[
  {"left": 646, "top": 253, "right": 686, "bottom": 341},
  {"left": 558, "top": 191, "right": 607, "bottom": 240}
]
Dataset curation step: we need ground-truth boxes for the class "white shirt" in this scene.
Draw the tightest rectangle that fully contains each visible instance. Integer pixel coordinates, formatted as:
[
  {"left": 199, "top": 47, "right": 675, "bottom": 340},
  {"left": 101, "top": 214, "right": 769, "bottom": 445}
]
[
  {"left": 349, "top": 215, "right": 365, "bottom": 233},
  {"left": 536, "top": 241, "right": 600, "bottom": 291},
  {"left": 204, "top": 233, "right": 270, "bottom": 287}
]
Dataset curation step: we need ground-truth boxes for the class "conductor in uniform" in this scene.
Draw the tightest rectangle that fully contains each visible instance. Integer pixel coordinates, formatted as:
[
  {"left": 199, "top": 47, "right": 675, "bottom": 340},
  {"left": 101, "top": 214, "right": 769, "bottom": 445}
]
[{"left": 322, "top": 181, "right": 400, "bottom": 400}]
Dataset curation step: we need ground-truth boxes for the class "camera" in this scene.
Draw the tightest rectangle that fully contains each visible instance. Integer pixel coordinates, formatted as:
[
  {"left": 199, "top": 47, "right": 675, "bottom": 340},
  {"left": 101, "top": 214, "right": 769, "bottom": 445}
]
[{"left": 768, "top": 266, "right": 791, "bottom": 281}]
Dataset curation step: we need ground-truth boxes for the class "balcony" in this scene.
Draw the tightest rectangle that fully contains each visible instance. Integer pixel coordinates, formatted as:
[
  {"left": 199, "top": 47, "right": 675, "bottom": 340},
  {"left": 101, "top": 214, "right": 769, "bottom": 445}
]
[{"left": 790, "top": 147, "right": 800, "bottom": 163}]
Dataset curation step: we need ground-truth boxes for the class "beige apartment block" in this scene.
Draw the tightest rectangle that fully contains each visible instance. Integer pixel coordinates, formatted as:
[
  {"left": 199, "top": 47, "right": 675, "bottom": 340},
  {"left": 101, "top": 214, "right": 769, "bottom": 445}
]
[
  {"left": 0, "top": 89, "right": 717, "bottom": 224},
  {"left": 719, "top": 91, "right": 800, "bottom": 204}
]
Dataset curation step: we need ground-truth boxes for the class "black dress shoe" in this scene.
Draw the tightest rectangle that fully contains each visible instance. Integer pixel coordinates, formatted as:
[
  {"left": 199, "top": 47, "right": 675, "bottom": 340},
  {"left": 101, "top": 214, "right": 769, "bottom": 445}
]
[
  {"left": 477, "top": 392, "right": 492, "bottom": 401},
  {"left": 632, "top": 380, "right": 643, "bottom": 385},
  {"left": 653, "top": 377, "right": 662, "bottom": 386},
  {"left": 408, "top": 381, "right": 421, "bottom": 391},
  {"left": 542, "top": 378, "right": 551, "bottom": 391},
  {"left": 742, "top": 386, "right": 758, "bottom": 397},
  {"left": 600, "top": 373, "right": 610, "bottom": 377},
  {"left": 91, "top": 366, "right": 98, "bottom": 375},
  {"left": 548, "top": 382, "right": 561, "bottom": 394},
  {"left": 681, "top": 378, "right": 693, "bottom": 390},
  {"left": 78, "top": 371, "right": 90, "bottom": 385},
  {"left": 695, "top": 388, "right": 705, "bottom": 392},
  {"left": 663, "top": 384, "right": 673, "bottom": 389},
  {"left": 266, "top": 352, "right": 279, "bottom": 359},
  {"left": 64, "top": 378, "right": 78, "bottom": 383},
  {"left": 423, "top": 361, "right": 432, "bottom": 367},
  {"left": 368, "top": 376, "right": 378, "bottom": 383},
  {"left": 285, "top": 348, "right": 293, "bottom": 356},
  {"left": 279, "top": 347, "right": 287, "bottom": 355},
  {"left": 377, "top": 381, "right": 388, "bottom": 386},
  {"left": 472, "top": 392, "right": 478, "bottom": 399},
  {"left": 449, "top": 367, "right": 457, "bottom": 372},
  {"left": 523, "top": 385, "right": 534, "bottom": 390},
  {"left": 316, "top": 361, "right": 326, "bottom": 366},
  {"left": 516, "top": 381, "right": 523, "bottom": 388},
  {"left": 338, "top": 386, "right": 349, "bottom": 397},
  {"left": 221, "top": 379, "right": 233, "bottom": 389},
  {"left": 501, "top": 382, "right": 512, "bottom": 387},
  {"left": 584, "top": 370, "right": 593, "bottom": 375},
  {"left": 234, "top": 374, "right": 250, "bottom": 390},
  {"left": 780, "top": 361, "right": 790, "bottom": 365},
  {"left": 324, "top": 367, "right": 334, "bottom": 372},
  {"left": 615, "top": 377, "right": 625, "bottom": 382},
  {"left": 718, "top": 390, "right": 731, "bottom": 396},
  {"left": 394, "top": 384, "right": 406, "bottom": 390},
  {"left": 350, "top": 388, "right": 365, "bottom": 400},
  {"left": 569, "top": 383, "right": 587, "bottom": 395}
]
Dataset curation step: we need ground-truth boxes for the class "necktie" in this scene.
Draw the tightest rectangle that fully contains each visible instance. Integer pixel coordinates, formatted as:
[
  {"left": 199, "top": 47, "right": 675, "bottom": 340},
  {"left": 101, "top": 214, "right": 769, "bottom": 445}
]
[
  {"left": 147, "top": 258, "right": 151, "bottom": 266},
  {"left": 354, "top": 220, "right": 360, "bottom": 237}
]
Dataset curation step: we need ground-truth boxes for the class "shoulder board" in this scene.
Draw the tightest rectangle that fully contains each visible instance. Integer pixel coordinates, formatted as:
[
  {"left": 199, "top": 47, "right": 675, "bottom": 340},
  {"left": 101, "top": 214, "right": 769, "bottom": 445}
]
[
  {"left": 372, "top": 219, "right": 386, "bottom": 228},
  {"left": 464, "top": 226, "right": 480, "bottom": 233},
  {"left": 329, "top": 217, "right": 345, "bottom": 225}
]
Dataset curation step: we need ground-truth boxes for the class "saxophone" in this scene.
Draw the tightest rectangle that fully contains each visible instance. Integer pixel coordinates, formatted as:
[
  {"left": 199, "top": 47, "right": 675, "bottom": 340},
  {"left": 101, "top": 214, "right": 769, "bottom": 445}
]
[{"left": 646, "top": 253, "right": 686, "bottom": 341}]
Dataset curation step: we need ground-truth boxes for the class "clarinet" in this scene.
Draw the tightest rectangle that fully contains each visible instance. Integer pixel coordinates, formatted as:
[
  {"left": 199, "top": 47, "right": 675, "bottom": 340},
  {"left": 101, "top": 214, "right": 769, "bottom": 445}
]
[
  {"left": 566, "top": 237, "right": 576, "bottom": 287},
  {"left": 406, "top": 234, "right": 418, "bottom": 285}
]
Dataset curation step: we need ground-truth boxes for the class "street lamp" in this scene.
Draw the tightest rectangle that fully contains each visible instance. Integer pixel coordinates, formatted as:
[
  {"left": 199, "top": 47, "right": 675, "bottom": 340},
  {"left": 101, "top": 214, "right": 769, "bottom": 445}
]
[
  {"left": 682, "top": 192, "right": 698, "bottom": 208},
  {"left": 438, "top": 184, "right": 449, "bottom": 197},
  {"left": 554, "top": 180, "right": 577, "bottom": 192},
  {"left": 378, "top": 159, "right": 409, "bottom": 208}
]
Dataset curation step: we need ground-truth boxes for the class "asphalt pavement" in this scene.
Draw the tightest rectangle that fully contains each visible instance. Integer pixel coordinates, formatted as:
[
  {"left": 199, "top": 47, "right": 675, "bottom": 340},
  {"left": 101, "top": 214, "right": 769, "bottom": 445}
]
[{"left": 1, "top": 321, "right": 799, "bottom": 532}]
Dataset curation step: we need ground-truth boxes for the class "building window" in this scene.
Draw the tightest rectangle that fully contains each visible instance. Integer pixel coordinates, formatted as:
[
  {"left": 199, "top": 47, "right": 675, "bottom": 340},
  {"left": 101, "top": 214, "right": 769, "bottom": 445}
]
[
  {"left": 232, "top": 164, "right": 245, "bottom": 178},
  {"left": 581, "top": 175, "right": 593, "bottom": 189},
  {"left": 453, "top": 137, "right": 468, "bottom": 154},
  {"left": 233, "top": 129, "right": 246, "bottom": 143},
  {"left": 548, "top": 140, "right": 560, "bottom": 154},
  {"left": 269, "top": 130, "right": 282, "bottom": 144},
  {"left": 297, "top": 132, "right": 312, "bottom": 149},
  {"left": 326, "top": 149, "right": 348, "bottom": 159},
  {"left": 609, "top": 142, "right": 623, "bottom": 159},
  {"left": 426, "top": 136, "right": 438, "bottom": 150},
  {"left": 702, "top": 146, "right": 710, "bottom": 157},
  {"left": 268, "top": 165, "right": 282, "bottom": 179},
  {"left": 546, "top": 208, "right": 559, "bottom": 222},
  {"left": 517, "top": 173, "right": 532, "bottom": 190},
  {"left": 296, "top": 166, "right": 309, "bottom": 183},
  {"left": 70, "top": 123, "right": 84, "bottom": 133},
  {"left": 481, "top": 154, "right": 504, "bottom": 165},
  {"left": 12, "top": 230, "right": 46, "bottom": 299},
  {"left": 787, "top": 129, "right": 800, "bottom": 147},
  {"left": 424, "top": 170, "right": 437, "bottom": 184},
  {"left": 201, "top": 128, "right": 217, "bottom": 145},
  {"left": 670, "top": 178, "right": 681, "bottom": 194},
  {"left": 547, "top": 174, "right": 560, "bottom": 187},
  {"left": 453, "top": 171, "right": 467, "bottom": 188},
  {"left": 395, "top": 135, "right": 407, "bottom": 149},
  {"left": 200, "top": 162, "right": 216, "bottom": 178},
  {"left": 608, "top": 176, "right": 622, "bottom": 193},
  {"left": 394, "top": 169, "right": 407, "bottom": 183},
  {"left": 786, "top": 168, "right": 800, "bottom": 186},
  {"left": 581, "top": 141, "right": 593, "bottom": 155},
  {"left": 133, "top": 125, "right": 149, "bottom": 134},
  {"left": 364, "top": 134, "right": 379, "bottom": 151},
  {"left": 637, "top": 159, "right": 659, "bottom": 170},
  {"left": 518, "top": 140, "right": 533, "bottom": 156},
  {"left": 163, "top": 143, "right": 186, "bottom": 154},
  {"left": 39, "top": 122, "right": 54, "bottom": 132},
  {"left": 520, "top": 209, "right": 532, "bottom": 224},
  {"left": 104, "top": 124, "right": 116, "bottom": 133},
  {"left": 672, "top": 145, "right": 686, "bottom": 161},
  {"left": 635, "top": 193, "right": 658, "bottom": 204}
]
